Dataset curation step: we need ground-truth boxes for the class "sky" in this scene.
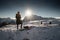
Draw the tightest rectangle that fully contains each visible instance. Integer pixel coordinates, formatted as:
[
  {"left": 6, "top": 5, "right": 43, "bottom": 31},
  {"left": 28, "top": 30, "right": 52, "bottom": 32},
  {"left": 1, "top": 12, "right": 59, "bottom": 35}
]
[{"left": 0, "top": 0, "right": 60, "bottom": 18}]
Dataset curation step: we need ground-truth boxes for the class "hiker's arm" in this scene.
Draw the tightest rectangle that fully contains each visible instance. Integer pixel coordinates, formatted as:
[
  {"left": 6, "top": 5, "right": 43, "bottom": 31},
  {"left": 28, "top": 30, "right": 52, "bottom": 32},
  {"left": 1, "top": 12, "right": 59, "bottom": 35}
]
[{"left": 15, "top": 14, "right": 17, "bottom": 18}]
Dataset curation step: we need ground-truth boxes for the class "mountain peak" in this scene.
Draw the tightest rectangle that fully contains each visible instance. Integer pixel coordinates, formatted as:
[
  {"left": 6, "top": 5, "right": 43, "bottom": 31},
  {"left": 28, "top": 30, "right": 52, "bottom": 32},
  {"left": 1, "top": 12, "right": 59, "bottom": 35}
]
[{"left": 23, "top": 15, "right": 43, "bottom": 22}]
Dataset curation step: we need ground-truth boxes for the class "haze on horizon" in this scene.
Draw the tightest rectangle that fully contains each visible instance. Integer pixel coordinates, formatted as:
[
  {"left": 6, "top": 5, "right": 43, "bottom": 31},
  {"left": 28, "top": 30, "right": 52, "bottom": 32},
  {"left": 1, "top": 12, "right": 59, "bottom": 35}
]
[{"left": 0, "top": 0, "right": 60, "bottom": 19}]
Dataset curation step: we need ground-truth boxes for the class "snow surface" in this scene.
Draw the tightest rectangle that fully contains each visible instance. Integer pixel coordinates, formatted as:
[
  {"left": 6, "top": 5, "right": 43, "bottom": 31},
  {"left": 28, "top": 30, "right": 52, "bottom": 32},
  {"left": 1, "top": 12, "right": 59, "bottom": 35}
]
[{"left": 0, "top": 21, "right": 60, "bottom": 40}]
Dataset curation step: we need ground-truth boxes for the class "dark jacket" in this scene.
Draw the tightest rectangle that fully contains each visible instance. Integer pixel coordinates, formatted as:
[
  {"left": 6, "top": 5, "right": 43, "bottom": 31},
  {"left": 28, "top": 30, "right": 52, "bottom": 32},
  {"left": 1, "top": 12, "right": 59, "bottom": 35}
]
[{"left": 16, "top": 13, "right": 22, "bottom": 24}]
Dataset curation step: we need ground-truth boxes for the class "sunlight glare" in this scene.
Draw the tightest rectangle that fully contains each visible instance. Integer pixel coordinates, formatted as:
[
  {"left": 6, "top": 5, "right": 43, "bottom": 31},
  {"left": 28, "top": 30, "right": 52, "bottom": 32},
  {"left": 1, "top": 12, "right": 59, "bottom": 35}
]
[{"left": 25, "top": 9, "right": 32, "bottom": 17}]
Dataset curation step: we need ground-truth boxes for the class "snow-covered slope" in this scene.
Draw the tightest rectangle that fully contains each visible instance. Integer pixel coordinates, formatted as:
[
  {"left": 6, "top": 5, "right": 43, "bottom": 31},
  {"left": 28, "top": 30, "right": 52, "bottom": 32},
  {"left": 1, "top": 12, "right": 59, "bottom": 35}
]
[{"left": 0, "top": 22, "right": 60, "bottom": 40}]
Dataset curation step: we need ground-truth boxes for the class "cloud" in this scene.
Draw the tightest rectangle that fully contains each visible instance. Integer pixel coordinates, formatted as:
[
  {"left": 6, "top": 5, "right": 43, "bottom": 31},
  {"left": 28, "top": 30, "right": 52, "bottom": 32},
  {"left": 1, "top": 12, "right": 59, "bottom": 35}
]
[{"left": 54, "top": 17, "right": 60, "bottom": 19}]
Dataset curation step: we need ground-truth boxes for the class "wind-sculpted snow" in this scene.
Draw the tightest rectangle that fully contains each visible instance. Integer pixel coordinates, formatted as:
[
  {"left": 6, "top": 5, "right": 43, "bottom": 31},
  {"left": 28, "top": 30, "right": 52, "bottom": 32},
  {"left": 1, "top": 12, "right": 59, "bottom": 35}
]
[
  {"left": 0, "top": 23, "right": 60, "bottom": 40},
  {"left": 0, "top": 26, "right": 60, "bottom": 40}
]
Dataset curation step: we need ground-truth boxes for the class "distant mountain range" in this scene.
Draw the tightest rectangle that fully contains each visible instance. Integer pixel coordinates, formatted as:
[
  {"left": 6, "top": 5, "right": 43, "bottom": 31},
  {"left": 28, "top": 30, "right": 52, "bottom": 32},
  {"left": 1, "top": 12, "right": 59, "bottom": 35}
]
[
  {"left": 0, "top": 18, "right": 15, "bottom": 24},
  {"left": 23, "top": 15, "right": 56, "bottom": 22},
  {"left": 0, "top": 15, "right": 59, "bottom": 24},
  {"left": 0, "top": 15, "right": 60, "bottom": 27}
]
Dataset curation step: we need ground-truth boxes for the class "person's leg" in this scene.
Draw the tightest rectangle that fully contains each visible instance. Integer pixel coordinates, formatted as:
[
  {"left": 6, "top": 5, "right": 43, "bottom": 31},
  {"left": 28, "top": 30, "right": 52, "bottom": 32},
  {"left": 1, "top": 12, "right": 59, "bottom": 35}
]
[
  {"left": 17, "top": 24, "right": 18, "bottom": 29},
  {"left": 21, "top": 24, "right": 22, "bottom": 29},
  {"left": 20, "top": 20, "right": 23, "bottom": 29}
]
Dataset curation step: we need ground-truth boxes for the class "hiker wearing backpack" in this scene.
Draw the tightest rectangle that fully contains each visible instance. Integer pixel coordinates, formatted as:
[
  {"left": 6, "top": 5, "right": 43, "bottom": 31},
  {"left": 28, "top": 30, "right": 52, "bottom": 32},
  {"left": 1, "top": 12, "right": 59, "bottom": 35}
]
[{"left": 15, "top": 11, "right": 22, "bottom": 29}]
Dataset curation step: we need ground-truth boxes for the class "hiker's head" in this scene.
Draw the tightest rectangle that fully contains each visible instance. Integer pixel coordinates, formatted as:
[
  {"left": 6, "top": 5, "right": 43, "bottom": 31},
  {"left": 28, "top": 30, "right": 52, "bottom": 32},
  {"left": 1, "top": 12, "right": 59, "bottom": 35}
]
[{"left": 17, "top": 11, "right": 20, "bottom": 14}]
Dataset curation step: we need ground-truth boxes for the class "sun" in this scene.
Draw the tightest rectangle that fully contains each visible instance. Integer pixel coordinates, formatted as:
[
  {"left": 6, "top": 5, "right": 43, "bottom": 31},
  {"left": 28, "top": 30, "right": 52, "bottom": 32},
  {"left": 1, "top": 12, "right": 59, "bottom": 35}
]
[{"left": 25, "top": 9, "right": 32, "bottom": 17}]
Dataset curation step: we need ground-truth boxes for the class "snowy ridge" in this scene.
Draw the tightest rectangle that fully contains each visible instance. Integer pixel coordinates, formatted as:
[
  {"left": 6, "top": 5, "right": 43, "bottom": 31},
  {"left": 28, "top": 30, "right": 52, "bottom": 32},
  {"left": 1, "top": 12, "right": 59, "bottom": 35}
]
[
  {"left": 0, "top": 21, "right": 60, "bottom": 40},
  {"left": 0, "top": 25, "right": 60, "bottom": 40}
]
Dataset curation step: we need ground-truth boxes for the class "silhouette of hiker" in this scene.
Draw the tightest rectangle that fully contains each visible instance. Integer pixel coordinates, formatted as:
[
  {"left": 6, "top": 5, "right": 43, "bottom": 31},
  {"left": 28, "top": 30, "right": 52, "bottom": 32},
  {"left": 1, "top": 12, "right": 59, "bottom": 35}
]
[{"left": 16, "top": 11, "right": 22, "bottom": 29}]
